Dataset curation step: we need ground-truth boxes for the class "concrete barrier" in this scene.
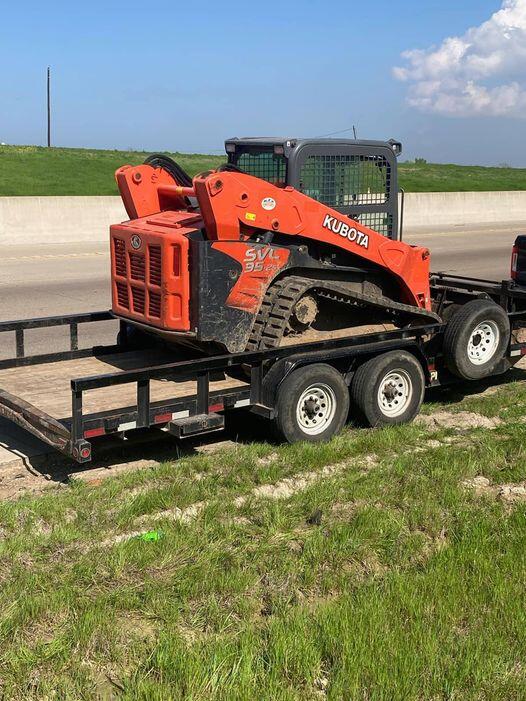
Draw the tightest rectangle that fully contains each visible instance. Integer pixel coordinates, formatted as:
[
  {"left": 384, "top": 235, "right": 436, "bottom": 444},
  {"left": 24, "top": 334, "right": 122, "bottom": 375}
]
[
  {"left": 402, "top": 191, "right": 526, "bottom": 231},
  {"left": 0, "top": 196, "right": 127, "bottom": 245},
  {"left": 0, "top": 191, "right": 524, "bottom": 245}
]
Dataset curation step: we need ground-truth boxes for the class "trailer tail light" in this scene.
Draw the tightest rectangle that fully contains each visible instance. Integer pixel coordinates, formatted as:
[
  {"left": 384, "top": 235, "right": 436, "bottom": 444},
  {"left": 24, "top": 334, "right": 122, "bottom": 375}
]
[
  {"left": 511, "top": 236, "right": 526, "bottom": 285},
  {"left": 154, "top": 412, "right": 173, "bottom": 424},
  {"left": 84, "top": 427, "right": 106, "bottom": 438},
  {"left": 511, "top": 245, "right": 518, "bottom": 280}
]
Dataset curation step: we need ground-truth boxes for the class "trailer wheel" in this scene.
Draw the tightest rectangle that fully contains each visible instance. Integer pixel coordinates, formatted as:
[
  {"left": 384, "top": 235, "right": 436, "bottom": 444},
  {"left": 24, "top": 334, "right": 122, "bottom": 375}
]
[
  {"left": 443, "top": 299, "right": 510, "bottom": 380},
  {"left": 351, "top": 350, "right": 425, "bottom": 427},
  {"left": 274, "top": 364, "right": 349, "bottom": 443}
]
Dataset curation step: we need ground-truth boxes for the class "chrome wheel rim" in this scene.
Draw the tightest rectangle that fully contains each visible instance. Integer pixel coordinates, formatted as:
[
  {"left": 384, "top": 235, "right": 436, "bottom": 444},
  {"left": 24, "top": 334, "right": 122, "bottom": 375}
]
[
  {"left": 378, "top": 369, "right": 412, "bottom": 418},
  {"left": 296, "top": 384, "right": 337, "bottom": 435},
  {"left": 467, "top": 321, "right": 499, "bottom": 365}
]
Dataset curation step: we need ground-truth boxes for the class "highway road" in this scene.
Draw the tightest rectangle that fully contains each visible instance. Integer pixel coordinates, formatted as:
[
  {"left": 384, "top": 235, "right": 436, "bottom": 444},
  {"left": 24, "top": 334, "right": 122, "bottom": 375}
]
[{"left": 0, "top": 223, "right": 521, "bottom": 358}]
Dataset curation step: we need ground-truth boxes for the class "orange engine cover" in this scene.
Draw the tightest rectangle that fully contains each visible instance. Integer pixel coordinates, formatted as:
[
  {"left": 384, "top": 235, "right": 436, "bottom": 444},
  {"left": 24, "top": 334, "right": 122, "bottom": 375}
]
[{"left": 111, "top": 210, "right": 200, "bottom": 332}]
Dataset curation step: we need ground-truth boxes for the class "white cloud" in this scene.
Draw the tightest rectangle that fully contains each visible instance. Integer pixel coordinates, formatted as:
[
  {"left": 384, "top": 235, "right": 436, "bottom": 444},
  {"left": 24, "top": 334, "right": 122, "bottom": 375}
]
[{"left": 394, "top": 0, "right": 526, "bottom": 117}]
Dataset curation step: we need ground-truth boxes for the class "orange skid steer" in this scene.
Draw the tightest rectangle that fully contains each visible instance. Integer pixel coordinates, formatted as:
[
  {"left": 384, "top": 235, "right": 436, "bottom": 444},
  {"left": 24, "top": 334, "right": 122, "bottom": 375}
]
[{"left": 111, "top": 139, "right": 439, "bottom": 354}]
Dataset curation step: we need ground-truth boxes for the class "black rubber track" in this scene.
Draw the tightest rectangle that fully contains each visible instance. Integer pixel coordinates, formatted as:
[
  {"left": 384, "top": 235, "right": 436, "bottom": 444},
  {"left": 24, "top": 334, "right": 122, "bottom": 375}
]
[{"left": 247, "top": 275, "right": 440, "bottom": 352}]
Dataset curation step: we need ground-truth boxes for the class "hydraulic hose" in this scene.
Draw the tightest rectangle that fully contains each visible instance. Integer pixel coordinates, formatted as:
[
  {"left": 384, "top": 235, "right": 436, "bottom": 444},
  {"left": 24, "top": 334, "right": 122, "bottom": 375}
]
[{"left": 143, "top": 154, "right": 193, "bottom": 188}]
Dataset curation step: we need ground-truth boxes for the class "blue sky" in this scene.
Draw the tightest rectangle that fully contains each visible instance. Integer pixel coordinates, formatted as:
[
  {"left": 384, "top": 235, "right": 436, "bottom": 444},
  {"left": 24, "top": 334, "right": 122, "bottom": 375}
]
[{"left": 1, "top": 0, "right": 524, "bottom": 165}]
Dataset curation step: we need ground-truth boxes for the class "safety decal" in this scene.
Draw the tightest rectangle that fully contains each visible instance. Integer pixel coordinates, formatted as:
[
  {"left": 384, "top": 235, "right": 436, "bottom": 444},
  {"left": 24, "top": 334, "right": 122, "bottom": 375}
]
[{"left": 261, "top": 197, "right": 276, "bottom": 211}]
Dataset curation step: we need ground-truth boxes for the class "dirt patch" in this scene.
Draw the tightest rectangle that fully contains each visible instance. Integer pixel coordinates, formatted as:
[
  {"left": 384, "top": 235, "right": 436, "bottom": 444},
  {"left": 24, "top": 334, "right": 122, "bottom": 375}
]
[
  {"left": 99, "top": 500, "right": 207, "bottom": 547},
  {"left": 117, "top": 613, "right": 158, "bottom": 643},
  {"left": 135, "top": 501, "right": 206, "bottom": 526},
  {"left": 0, "top": 462, "right": 63, "bottom": 501},
  {"left": 236, "top": 455, "right": 378, "bottom": 506},
  {"left": 462, "top": 476, "right": 526, "bottom": 504},
  {"left": 416, "top": 411, "right": 502, "bottom": 431},
  {"left": 330, "top": 500, "right": 366, "bottom": 521},
  {"left": 194, "top": 439, "right": 238, "bottom": 455},
  {"left": 498, "top": 483, "right": 526, "bottom": 503},
  {"left": 461, "top": 476, "right": 493, "bottom": 495},
  {"left": 256, "top": 452, "right": 279, "bottom": 467}
]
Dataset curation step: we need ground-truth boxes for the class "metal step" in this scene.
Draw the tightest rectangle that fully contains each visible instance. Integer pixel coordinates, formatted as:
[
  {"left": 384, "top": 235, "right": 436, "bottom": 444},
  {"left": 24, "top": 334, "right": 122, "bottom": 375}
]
[{"left": 167, "top": 412, "right": 225, "bottom": 438}]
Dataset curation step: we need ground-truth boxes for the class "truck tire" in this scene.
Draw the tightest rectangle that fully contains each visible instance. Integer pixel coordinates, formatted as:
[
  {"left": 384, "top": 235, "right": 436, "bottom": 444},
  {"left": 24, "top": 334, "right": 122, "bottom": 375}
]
[
  {"left": 350, "top": 350, "right": 425, "bottom": 427},
  {"left": 274, "top": 364, "right": 349, "bottom": 443},
  {"left": 443, "top": 299, "right": 510, "bottom": 380}
]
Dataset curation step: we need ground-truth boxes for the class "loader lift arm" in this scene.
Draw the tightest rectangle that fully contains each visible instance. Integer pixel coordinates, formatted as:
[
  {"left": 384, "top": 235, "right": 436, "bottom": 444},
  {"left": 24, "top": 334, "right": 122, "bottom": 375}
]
[{"left": 192, "top": 170, "right": 432, "bottom": 312}]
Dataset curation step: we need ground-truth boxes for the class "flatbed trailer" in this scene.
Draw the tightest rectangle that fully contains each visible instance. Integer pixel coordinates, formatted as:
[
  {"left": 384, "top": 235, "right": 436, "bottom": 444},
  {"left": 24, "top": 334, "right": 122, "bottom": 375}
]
[{"left": 0, "top": 274, "right": 525, "bottom": 465}]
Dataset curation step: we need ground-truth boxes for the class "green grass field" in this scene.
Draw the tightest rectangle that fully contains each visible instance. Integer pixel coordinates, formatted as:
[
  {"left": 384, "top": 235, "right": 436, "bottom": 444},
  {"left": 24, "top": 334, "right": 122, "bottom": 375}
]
[
  {"left": 1, "top": 144, "right": 525, "bottom": 196},
  {"left": 0, "top": 146, "right": 224, "bottom": 197},
  {"left": 0, "top": 373, "right": 526, "bottom": 699}
]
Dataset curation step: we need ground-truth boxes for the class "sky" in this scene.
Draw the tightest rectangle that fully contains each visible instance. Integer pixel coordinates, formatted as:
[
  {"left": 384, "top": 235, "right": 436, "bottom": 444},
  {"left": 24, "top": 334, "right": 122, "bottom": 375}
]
[{"left": 1, "top": 0, "right": 525, "bottom": 166}]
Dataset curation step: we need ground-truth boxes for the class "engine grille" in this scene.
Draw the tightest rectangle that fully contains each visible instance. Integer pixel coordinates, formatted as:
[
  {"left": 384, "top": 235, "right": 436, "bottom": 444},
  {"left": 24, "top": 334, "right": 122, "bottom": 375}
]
[
  {"left": 130, "top": 253, "right": 146, "bottom": 281},
  {"left": 149, "top": 291, "right": 161, "bottom": 317},
  {"left": 116, "top": 281, "right": 129, "bottom": 307},
  {"left": 113, "top": 237, "right": 163, "bottom": 320},
  {"left": 149, "top": 245, "right": 162, "bottom": 286},
  {"left": 131, "top": 286, "right": 146, "bottom": 314},
  {"left": 114, "top": 238, "right": 127, "bottom": 276}
]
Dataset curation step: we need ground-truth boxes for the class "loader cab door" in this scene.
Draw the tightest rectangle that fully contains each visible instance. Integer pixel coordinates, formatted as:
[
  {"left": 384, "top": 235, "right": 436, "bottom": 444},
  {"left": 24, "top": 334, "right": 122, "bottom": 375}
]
[{"left": 288, "top": 142, "right": 400, "bottom": 240}]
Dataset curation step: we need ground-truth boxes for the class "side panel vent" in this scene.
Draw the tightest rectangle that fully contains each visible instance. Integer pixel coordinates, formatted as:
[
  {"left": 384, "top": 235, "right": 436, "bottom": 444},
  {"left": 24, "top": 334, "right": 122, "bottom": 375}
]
[
  {"left": 149, "top": 245, "right": 162, "bottom": 286},
  {"left": 131, "top": 286, "right": 146, "bottom": 314},
  {"left": 114, "top": 238, "right": 127, "bottom": 276},
  {"left": 129, "top": 252, "right": 146, "bottom": 281},
  {"left": 149, "top": 291, "right": 161, "bottom": 318},
  {"left": 116, "top": 281, "right": 129, "bottom": 308}
]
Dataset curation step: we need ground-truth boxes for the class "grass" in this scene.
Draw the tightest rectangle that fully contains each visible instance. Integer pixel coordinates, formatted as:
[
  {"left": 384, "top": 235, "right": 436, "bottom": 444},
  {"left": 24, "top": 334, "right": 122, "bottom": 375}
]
[
  {"left": 1, "top": 375, "right": 526, "bottom": 698},
  {"left": 398, "top": 161, "right": 526, "bottom": 193},
  {"left": 1, "top": 144, "right": 526, "bottom": 196},
  {"left": 0, "top": 145, "right": 224, "bottom": 196}
]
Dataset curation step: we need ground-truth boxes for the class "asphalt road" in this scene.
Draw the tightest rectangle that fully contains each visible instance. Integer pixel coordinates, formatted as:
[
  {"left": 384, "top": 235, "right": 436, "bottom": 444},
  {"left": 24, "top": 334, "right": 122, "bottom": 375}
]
[{"left": 0, "top": 223, "right": 520, "bottom": 358}]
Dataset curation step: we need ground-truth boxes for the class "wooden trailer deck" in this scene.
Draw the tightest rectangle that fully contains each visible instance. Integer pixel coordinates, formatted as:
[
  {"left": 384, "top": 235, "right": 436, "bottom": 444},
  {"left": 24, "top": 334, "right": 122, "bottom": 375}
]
[{"left": 0, "top": 348, "right": 246, "bottom": 422}]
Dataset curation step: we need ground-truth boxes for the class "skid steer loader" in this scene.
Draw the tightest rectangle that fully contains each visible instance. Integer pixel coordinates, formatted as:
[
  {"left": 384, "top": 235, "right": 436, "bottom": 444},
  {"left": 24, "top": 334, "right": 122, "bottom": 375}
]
[{"left": 111, "top": 137, "right": 439, "bottom": 353}]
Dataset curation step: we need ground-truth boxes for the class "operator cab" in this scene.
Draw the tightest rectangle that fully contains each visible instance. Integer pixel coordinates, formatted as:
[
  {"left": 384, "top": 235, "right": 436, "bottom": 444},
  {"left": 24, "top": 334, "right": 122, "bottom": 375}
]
[{"left": 225, "top": 137, "right": 402, "bottom": 240}]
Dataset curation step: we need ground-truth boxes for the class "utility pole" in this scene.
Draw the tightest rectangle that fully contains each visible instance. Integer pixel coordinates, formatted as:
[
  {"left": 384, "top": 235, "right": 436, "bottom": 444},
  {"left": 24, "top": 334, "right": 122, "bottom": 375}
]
[{"left": 47, "top": 66, "right": 51, "bottom": 147}]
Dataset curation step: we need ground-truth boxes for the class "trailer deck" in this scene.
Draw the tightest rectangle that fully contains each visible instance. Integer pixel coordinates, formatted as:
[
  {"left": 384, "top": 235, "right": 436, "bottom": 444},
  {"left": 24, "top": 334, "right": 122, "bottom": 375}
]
[{"left": 0, "top": 350, "right": 245, "bottom": 420}]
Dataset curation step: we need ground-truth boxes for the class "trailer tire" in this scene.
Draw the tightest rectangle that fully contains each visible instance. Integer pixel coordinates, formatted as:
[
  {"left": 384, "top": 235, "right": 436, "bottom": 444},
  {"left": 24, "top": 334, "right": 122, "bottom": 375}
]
[
  {"left": 274, "top": 364, "right": 349, "bottom": 443},
  {"left": 350, "top": 350, "right": 425, "bottom": 427},
  {"left": 443, "top": 299, "right": 510, "bottom": 380}
]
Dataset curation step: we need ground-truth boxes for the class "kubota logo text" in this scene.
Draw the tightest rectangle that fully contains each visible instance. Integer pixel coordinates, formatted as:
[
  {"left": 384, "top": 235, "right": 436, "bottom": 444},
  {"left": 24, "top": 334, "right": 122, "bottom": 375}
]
[{"left": 322, "top": 214, "right": 369, "bottom": 249}]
